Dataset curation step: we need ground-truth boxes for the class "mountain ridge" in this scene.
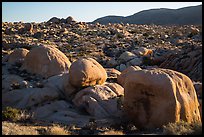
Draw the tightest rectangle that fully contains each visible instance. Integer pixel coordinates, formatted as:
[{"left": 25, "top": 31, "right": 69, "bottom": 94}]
[{"left": 91, "top": 5, "right": 202, "bottom": 25}]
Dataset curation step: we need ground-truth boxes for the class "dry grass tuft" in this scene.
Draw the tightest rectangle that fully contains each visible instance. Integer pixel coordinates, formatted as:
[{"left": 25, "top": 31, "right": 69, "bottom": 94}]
[
  {"left": 41, "top": 125, "right": 71, "bottom": 135},
  {"left": 163, "top": 120, "right": 202, "bottom": 135}
]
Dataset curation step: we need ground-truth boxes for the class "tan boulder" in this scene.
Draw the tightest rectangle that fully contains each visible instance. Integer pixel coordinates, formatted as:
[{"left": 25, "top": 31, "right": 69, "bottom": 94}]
[
  {"left": 123, "top": 68, "right": 201, "bottom": 129},
  {"left": 69, "top": 58, "right": 107, "bottom": 88},
  {"left": 21, "top": 45, "right": 71, "bottom": 78},
  {"left": 117, "top": 66, "right": 142, "bottom": 86},
  {"left": 8, "top": 48, "right": 29, "bottom": 65}
]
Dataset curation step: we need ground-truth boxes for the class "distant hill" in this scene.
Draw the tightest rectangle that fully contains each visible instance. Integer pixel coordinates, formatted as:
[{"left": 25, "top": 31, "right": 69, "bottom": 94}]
[{"left": 92, "top": 5, "right": 202, "bottom": 25}]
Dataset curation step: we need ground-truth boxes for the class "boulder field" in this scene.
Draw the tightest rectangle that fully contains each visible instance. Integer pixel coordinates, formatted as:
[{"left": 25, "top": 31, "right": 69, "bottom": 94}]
[{"left": 2, "top": 45, "right": 201, "bottom": 129}]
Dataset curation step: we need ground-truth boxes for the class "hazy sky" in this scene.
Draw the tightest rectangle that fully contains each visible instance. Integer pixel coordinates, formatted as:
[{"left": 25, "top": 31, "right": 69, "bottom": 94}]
[{"left": 2, "top": 2, "right": 202, "bottom": 23}]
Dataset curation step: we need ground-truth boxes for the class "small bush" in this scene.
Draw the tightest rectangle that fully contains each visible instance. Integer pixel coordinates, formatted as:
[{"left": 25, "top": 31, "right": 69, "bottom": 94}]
[
  {"left": 2, "top": 107, "right": 21, "bottom": 122},
  {"left": 163, "top": 120, "right": 202, "bottom": 135}
]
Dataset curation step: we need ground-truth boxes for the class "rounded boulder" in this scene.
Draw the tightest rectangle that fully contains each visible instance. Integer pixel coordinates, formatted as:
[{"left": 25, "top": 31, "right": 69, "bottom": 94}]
[
  {"left": 21, "top": 45, "right": 71, "bottom": 78},
  {"left": 69, "top": 58, "right": 107, "bottom": 88}
]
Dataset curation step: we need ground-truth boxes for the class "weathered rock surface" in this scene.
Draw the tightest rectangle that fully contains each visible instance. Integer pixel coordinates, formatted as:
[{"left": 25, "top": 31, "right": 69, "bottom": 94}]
[
  {"left": 21, "top": 45, "right": 71, "bottom": 78},
  {"left": 44, "top": 73, "right": 78, "bottom": 101},
  {"left": 32, "top": 100, "right": 92, "bottom": 127},
  {"left": 72, "top": 83, "right": 124, "bottom": 118},
  {"left": 2, "top": 74, "right": 29, "bottom": 93},
  {"left": 123, "top": 68, "right": 201, "bottom": 129},
  {"left": 2, "top": 87, "right": 60, "bottom": 109}
]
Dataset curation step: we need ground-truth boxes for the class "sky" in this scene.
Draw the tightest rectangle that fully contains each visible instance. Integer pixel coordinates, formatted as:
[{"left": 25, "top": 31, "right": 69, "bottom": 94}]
[{"left": 2, "top": 2, "right": 202, "bottom": 23}]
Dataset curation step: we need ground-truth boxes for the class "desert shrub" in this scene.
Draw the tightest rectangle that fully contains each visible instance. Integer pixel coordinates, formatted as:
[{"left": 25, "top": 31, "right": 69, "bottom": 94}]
[
  {"left": 2, "top": 107, "right": 21, "bottom": 122},
  {"left": 163, "top": 120, "right": 202, "bottom": 135}
]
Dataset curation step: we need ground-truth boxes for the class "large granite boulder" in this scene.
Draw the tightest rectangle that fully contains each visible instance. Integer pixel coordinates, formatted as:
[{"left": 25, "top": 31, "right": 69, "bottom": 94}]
[
  {"left": 123, "top": 68, "right": 201, "bottom": 129},
  {"left": 21, "top": 45, "right": 71, "bottom": 78}
]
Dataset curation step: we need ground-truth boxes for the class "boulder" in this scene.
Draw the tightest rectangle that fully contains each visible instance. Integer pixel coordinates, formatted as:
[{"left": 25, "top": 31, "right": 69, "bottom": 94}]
[
  {"left": 8, "top": 48, "right": 29, "bottom": 65},
  {"left": 106, "top": 58, "right": 118, "bottom": 67},
  {"left": 118, "top": 51, "right": 137, "bottom": 62},
  {"left": 24, "top": 23, "right": 33, "bottom": 32},
  {"left": 32, "top": 100, "right": 118, "bottom": 127},
  {"left": 72, "top": 83, "right": 124, "bottom": 118},
  {"left": 33, "top": 32, "right": 43, "bottom": 39},
  {"left": 69, "top": 58, "right": 107, "bottom": 88},
  {"left": 21, "top": 45, "right": 71, "bottom": 78},
  {"left": 129, "top": 57, "right": 142, "bottom": 66},
  {"left": 103, "top": 82, "right": 124, "bottom": 96},
  {"left": 133, "top": 47, "right": 153, "bottom": 57},
  {"left": 123, "top": 68, "right": 201, "bottom": 129},
  {"left": 43, "top": 72, "right": 80, "bottom": 101},
  {"left": 117, "top": 66, "right": 142, "bottom": 86}
]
